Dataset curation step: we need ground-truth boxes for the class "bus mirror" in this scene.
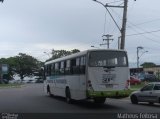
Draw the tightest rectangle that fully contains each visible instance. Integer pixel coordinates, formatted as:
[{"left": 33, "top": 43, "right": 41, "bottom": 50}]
[{"left": 41, "top": 67, "right": 44, "bottom": 71}]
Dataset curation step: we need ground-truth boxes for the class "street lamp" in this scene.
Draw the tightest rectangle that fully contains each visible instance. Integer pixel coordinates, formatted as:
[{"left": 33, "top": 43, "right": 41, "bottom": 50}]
[
  {"left": 137, "top": 46, "right": 148, "bottom": 68},
  {"left": 137, "top": 46, "right": 143, "bottom": 68},
  {"left": 139, "top": 51, "right": 148, "bottom": 58}
]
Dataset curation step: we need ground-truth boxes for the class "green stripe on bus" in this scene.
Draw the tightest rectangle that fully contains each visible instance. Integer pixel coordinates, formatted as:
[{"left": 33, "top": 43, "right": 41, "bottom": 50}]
[{"left": 87, "top": 90, "right": 133, "bottom": 98}]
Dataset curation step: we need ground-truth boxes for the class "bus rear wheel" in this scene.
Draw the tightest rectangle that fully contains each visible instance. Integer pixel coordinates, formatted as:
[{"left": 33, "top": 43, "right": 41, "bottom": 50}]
[
  {"left": 65, "top": 88, "right": 72, "bottom": 104},
  {"left": 149, "top": 102, "right": 154, "bottom": 105},
  {"left": 94, "top": 98, "right": 106, "bottom": 104},
  {"left": 47, "top": 85, "right": 52, "bottom": 97}
]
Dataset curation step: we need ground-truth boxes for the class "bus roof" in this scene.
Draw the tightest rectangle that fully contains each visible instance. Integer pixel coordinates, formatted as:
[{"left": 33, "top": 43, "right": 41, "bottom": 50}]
[{"left": 45, "top": 49, "right": 127, "bottom": 65}]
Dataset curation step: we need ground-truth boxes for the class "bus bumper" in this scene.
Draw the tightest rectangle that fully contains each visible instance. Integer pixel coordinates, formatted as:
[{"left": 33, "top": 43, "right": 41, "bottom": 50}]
[{"left": 86, "top": 90, "right": 133, "bottom": 99}]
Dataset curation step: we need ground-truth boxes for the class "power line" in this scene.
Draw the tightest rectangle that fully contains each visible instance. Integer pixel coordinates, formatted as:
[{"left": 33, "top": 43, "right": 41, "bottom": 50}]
[
  {"left": 99, "top": 4, "right": 160, "bottom": 46},
  {"left": 127, "top": 21, "right": 160, "bottom": 39},
  {"left": 127, "top": 27, "right": 160, "bottom": 45},
  {"left": 111, "top": 1, "right": 160, "bottom": 44},
  {"left": 127, "top": 18, "right": 160, "bottom": 27},
  {"left": 126, "top": 29, "right": 160, "bottom": 36},
  {"left": 125, "top": 20, "right": 160, "bottom": 45}
]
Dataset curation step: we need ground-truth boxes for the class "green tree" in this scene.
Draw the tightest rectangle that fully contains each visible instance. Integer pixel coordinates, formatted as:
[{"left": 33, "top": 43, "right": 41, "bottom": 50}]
[
  {"left": 141, "top": 62, "right": 156, "bottom": 68},
  {"left": 71, "top": 49, "right": 80, "bottom": 54},
  {"left": 15, "top": 53, "right": 43, "bottom": 80},
  {"left": 0, "top": 53, "right": 43, "bottom": 80},
  {"left": 0, "top": 57, "right": 17, "bottom": 80},
  {"left": 47, "top": 49, "right": 80, "bottom": 61}
]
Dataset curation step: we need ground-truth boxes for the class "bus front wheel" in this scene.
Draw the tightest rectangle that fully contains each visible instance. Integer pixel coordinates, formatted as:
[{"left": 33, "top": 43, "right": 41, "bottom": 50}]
[
  {"left": 65, "top": 87, "right": 72, "bottom": 104},
  {"left": 47, "top": 85, "right": 52, "bottom": 97}
]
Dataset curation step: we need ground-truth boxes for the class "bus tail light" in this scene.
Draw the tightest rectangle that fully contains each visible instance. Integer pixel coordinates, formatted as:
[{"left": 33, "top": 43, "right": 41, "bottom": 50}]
[
  {"left": 88, "top": 80, "right": 92, "bottom": 87},
  {"left": 87, "top": 80, "right": 94, "bottom": 91},
  {"left": 88, "top": 80, "right": 93, "bottom": 89}
]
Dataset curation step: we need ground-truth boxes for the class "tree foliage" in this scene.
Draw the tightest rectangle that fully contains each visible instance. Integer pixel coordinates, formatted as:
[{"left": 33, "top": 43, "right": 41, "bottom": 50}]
[
  {"left": 0, "top": 49, "right": 80, "bottom": 80},
  {"left": 141, "top": 62, "right": 156, "bottom": 68},
  {"left": 0, "top": 53, "right": 43, "bottom": 80},
  {"left": 47, "top": 49, "right": 80, "bottom": 61}
]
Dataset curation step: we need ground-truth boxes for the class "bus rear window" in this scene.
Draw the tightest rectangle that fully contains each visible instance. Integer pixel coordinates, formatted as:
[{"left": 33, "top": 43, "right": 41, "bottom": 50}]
[{"left": 89, "top": 51, "right": 128, "bottom": 67}]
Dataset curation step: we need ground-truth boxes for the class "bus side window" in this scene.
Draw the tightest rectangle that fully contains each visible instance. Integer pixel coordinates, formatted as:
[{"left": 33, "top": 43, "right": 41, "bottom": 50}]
[
  {"left": 65, "top": 60, "right": 71, "bottom": 75},
  {"left": 51, "top": 63, "right": 55, "bottom": 75},
  {"left": 55, "top": 62, "right": 60, "bottom": 75},
  {"left": 47, "top": 64, "right": 51, "bottom": 76},
  {"left": 71, "top": 59, "right": 76, "bottom": 74},
  {"left": 45, "top": 65, "right": 48, "bottom": 76},
  {"left": 75, "top": 58, "right": 80, "bottom": 74},
  {"left": 60, "top": 61, "right": 65, "bottom": 75},
  {"left": 80, "top": 56, "right": 86, "bottom": 74}
]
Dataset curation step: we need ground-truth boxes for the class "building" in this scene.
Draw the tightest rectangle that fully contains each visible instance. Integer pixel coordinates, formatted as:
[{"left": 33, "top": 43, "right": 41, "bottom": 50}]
[{"left": 143, "top": 65, "right": 160, "bottom": 78}]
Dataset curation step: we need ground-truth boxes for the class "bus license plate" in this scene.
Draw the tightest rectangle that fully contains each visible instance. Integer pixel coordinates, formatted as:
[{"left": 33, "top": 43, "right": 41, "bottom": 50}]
[{"left": 102, "top": 74, "right": 115, "bottom": 83}]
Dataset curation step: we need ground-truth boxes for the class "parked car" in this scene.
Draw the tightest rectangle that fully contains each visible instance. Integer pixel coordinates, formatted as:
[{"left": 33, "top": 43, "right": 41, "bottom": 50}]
[
  {"left": 137, "top": 73, "right": 145, "bottom": 80},
  {"left": 130, "top": 82, "right": 160, "bottom": 105},
  {"left": 127, "top": 76, "right": 141, "bottom": 85},
  {"left": 35, "top": 77, "right": 43, "bottom": 83},
  {"left": 9, "top": 79, "right": 17, "bottom": 84},
  {"left": 9, "top": 79, "right": 21, "bottom": 84},
  {"left": 0, "top": 79, "right": 9, "bottom": 84},
  {"left": 143, "top": 74, "right": 159, "bottom": 82}
]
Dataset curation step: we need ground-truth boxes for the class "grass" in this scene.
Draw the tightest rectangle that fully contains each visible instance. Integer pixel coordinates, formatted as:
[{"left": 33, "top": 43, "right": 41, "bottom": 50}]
[
  {"left": 0, "top": 84, "right": 22, "bottom": 88},
  {"left": 130, "top": 82, "right": 147, "bottom": 90}
]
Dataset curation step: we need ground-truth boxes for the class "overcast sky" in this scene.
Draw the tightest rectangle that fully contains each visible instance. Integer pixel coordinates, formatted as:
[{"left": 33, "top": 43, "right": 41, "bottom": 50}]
[{"left": 0, "top": 0, "right": 160, "bottom": 67}]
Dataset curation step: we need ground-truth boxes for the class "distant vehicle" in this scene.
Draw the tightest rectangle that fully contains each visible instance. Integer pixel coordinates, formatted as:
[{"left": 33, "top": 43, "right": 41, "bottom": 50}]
[
  {"left": 9, "top": 79, "right": 21, "bottom": 84},
  {"left": 22, "top": 76, "right": 37, "bottom": 83},
  {"left": 130, "top": 82, "right": 160, "bottom": 105},
  {"left": 128, "top": 76, "right": 141, "bottom": 85},
  {"left": 9, "top": 79, "right": 17, "bottom": 84},
  {"left": 22, "top": 80, "right": 28, "bottom": 83},
  {"left": 137, "top": 73, "right": 145, "bottom": 80},
  {"left": 0, "top": 79, "right": 9, "bottom": 84},
  {"left": 44, "top": 49, "right": 130, "bottom": 104},
  {"left": 26, "top": 79, "right": 36, "bottom": 83},
  {"left": 35, "top": 77, "right": 43, "bottom": 83},
  {"left": 143, "top": 74, "right": 158, "bottom": 82}
]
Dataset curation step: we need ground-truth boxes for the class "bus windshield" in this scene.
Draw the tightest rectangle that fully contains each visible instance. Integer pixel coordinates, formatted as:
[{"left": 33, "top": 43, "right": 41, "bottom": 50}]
[{"left": 89, "top": 51, "right": 128, "bottom": 67}]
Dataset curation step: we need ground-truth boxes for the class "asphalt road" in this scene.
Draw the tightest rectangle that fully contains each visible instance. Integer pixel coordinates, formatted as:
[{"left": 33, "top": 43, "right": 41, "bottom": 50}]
[{"left": 0, "top": 83, "right": 159, "bottom": 114}]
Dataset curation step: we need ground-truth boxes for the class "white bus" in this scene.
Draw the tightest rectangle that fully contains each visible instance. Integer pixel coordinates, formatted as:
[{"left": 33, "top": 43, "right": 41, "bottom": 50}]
[{"left": 44, "top": 49, "right": 130, "bottom": 103}]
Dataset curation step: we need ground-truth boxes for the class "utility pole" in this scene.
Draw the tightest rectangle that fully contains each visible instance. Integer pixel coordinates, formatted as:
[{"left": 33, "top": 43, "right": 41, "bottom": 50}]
[
  {"left": 93, "top": 0, "right": 130, "bottom": 50},
  {"left": 100, "top": 34, "right": 113, "bottom": 49},
  {"left": 120, "top": 0, "right": 128, "bottom": 49}
]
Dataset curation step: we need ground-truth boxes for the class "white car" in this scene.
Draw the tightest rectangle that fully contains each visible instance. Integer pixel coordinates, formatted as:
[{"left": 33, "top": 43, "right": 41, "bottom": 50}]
[
  {"left": 130, "top": 82, "right": 160, "bottom": 105},
  {"left": 9, "top": 79, "right": 21, "bottom": 84}
]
